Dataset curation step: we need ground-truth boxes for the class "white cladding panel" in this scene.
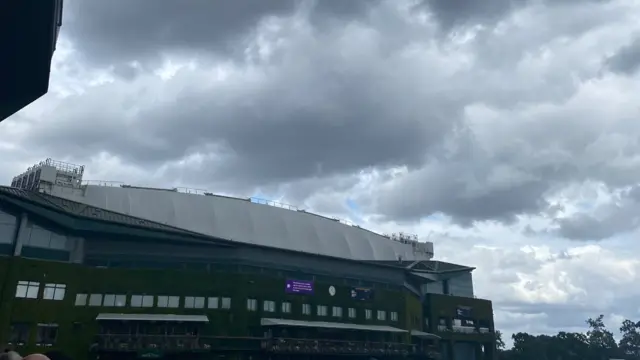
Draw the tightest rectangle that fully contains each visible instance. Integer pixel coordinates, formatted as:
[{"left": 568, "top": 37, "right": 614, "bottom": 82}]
[{"left": 52, "top": 185, "right": 430, "bottom": 261}]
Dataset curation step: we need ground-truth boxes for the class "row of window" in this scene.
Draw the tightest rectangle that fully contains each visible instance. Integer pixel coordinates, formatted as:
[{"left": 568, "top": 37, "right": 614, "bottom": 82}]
[
  {"left": 15, "top": 281, "right": 65, "bottom": 300},
  {"left": 76, "top": 293, "right": 399, "bottom": 321},
  {"left": 15, "top": 281, "right": 400, "bottom": 322}
]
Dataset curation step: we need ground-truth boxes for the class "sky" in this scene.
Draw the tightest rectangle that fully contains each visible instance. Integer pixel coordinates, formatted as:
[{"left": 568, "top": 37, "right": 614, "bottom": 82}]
[{"left": 3, "top": 0, "right": 640, "bottom": 344}]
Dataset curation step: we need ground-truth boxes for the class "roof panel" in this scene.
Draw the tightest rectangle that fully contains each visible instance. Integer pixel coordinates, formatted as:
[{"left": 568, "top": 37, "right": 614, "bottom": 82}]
[{"left": 47, "top": 185, "right": 431, "bottom": 262}]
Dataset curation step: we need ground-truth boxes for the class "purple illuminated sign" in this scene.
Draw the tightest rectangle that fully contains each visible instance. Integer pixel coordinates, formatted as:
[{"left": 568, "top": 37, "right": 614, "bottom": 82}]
[{"left": 285, "top": 279, "right": 314, "bottom": 294}]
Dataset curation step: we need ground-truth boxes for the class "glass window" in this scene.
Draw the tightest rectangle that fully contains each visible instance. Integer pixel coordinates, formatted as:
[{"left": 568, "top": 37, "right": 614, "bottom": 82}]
[
  {"left": 221, "top": 297, "right": 231, "bottom": 309},
  {"left": 0, "top": 221, "right": 16, "bottom": 245},
  {"left": 332, "top": 306, "right": 342, "bottom": 317},
  {"left": 75, "top": 293, "right": 88, "bottom": 306},
  {"left": 89, "top": 294, "right": 103, "bottom": 306},
  {"left": 317, "top": 305, "right": 328, "bottom": 316},
  {"left": 15, "top": 281, "right": 40, "bottom": 299},
  {"left": 348, "top": 308, "right": 356, "bottom": 318},
  {"left": 115, "top": 294, "right": 127, "bottom": 307},
  {"left": 157, "top": 296, "right": 179, "bottom": 308},
  {"left": 391, "top": 312, "right": 399, "bottom": 321},
  {"left": 9, "top": 323, "right": 29, "bottom": 345},
  {"left": 247, "top": 298, "right": 257, "bottom": 311},
  {"left": 157, "top": 296, "right": 169, "bottom": 307},
  {"left": 281, "top": 302, "right": 292, "bottom": 313},
  {"left": 142, "top": 295, "right": 154, "bottom": 307},
  {"left": 365, "top": 309, "right": 372, "bottom": 320},
  {"left": 103, "top": 294, "right": 116, "bottom": 307},
  {"left": 263, "top": 300, "right": 275, "bottom": 312},
  {"left": 207, "top": 297, "right": 219, "bottom": 309},
  {"left": 377, "top": 310, "right": 386, "bottom": 321},
  {"left": 184, "top": 296, "right": 204, "bottom": 309},
  {"left": 131, "top": 295, "right": 143, "bottom": 307},
  {"left": 302, "top": 303, "right": 311, "bottom": 315},
  {"left": 43, "top": 283, "right": 66, "bottom": 301},
  {"left": 36, "top": 324, "right": 58, "bottom": 345}
]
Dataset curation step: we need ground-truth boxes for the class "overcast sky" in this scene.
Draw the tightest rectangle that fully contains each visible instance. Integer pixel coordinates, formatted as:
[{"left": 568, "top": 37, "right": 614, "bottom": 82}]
[{"left": 3, "top": 0, "right": 640, "bottom": 343}]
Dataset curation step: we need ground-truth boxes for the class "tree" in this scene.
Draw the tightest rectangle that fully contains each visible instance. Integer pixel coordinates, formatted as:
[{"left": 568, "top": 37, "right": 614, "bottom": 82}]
[
  {"left": 495, "top": 330, "right": 506, "bottom": 351},
  {"left": 619, "top": 319, "right": 640, "bottom": 359},
  {"left": 586, "top": 314, "right": 618, "bottom": 359},
  {"left": 495, "top": 313, "right": 626, "bottom": 360}
]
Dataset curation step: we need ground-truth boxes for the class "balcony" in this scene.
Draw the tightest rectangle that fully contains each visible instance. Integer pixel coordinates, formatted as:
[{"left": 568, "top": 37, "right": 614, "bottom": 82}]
[
  {"left": 266, "top": 338, "right": 427, "bottom": 356},
  {"left": 94, "top": 334, "right": 440, "bottom": 358},
  {"left": 94, "top": 334, "right": 265, "bottom": 353}
]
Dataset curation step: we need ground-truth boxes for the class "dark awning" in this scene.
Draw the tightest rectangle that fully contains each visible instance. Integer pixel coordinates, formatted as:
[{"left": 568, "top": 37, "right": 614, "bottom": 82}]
[
  {"left": 261, "top": 318, "right": 407, "bottom": 333},
  {"left": 96, "top": 313, "right": 209, "bottom": 322}
]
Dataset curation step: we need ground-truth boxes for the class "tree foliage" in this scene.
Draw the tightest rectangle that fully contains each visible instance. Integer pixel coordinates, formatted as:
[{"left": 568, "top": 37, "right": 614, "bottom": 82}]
[{"left": 497, "top": 315, "right": 640, "bottom": 360}]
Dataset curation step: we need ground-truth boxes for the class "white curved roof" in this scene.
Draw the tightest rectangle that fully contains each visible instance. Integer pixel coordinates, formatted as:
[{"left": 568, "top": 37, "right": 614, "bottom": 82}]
[{"left": 49, "top": 185, "right": 433, "bottom": 262}]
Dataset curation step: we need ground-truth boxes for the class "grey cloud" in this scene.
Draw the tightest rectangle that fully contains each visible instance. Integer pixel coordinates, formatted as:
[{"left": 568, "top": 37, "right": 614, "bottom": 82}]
[
  {"left": 21, "top": 0, "right": 640, "bottom": 227},
  {"left": 606, "top": 37, "right": 640, "bottom": 75},
  {"left": 417, "top": 0, "right": 611, "bottom": 31},
  {"left": 556, "top": 185, "right": 640, "bottom": 240},
  {"left": 62, "top": 0, "right": 376, "bottom": 71},
  {"left": 28, "top": 8, "right": 464, "bottom": 193}
]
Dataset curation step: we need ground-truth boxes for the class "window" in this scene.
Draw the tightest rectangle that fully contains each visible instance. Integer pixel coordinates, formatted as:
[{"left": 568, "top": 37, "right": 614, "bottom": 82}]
[
  {"left": 89, "top": 294, "right": 103, "bottom": 307},
  {"left": 348, "top": 308, "right": 356, "bottom": 318},
  {"left": 75, "top": 293, "right": 87, "bottom": 306},
  {"left": 302, "top": 303, "right": 311, "bottom": 315},
  {"left": 247, "top": 299, "right": 258, "bottom": 311},
  {"left": 15, "top": 281, "right": 40, "bottom": 299},
  {"left": 221, "top": 297, "right": 231, "bottom": 309},
  {"left": 208, "top": 297, "right": 219, "bottom": 309},
  {"left": 9, "top": 323, "right": 29, "bottom": 345},
  {"left": 184, "top": 296, "right": 204, "bottom": 309},
  {"left": 103, "top": 294, "right": 127, "bottom": 307},
  {"left": 36, "top": 324, "right": 58, "bottom": 345},
  {"left": 0, "top": 210, "right": 16, "bottom": 245},
  {"left": 332, "top": 306, "right": 343, "bottom": 317},
  {"left": 142, "top": 295, "right": 154, "bottom": 307},
  {"left": 365, "top": 309, "right": 372, "bottom": 320},
  {"left": 263, "top": 300, "right": 276, "bottom": 312},
  {"left": 281, "top": 302, "right": 292, "bottom": 313},
  {"left": 157, "top": 296, "right": 179, "bottom": 308},
  {"left": 132, "top": 295, "right": 154, "bottom": 308},
  {"left": 391, "top": 311, "right": 399, "bottom": 321},
  {"left": 377, "top": 310, "right": 386, "bottom": 321},
  {"left": 43, "top": 283, "right": 66, "bottom": 300},
  {"left": 317, "top": 305, "right": 328, "bottom": 316}
]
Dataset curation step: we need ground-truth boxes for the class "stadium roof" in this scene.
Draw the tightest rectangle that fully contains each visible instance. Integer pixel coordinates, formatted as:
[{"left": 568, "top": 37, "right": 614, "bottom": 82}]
[
  {"left": 0, "top": 186, "right": 206, "bottom": 237},
  {"left": 45, "top": 184, "right": 433, "bottom": 262},
  {"left": 370, "top": 259, "right": 475, "bottom": 273}
]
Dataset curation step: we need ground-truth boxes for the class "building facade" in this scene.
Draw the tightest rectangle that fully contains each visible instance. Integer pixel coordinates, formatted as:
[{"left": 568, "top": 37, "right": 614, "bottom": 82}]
[{"left": 0, "top": 161, "right": 497, "bottom": 360}]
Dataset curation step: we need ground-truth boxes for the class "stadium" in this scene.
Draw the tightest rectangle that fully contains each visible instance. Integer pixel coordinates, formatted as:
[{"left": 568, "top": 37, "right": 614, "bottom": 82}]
[{"left": 0, "top": 159, "right": 496, "bottom": 360}]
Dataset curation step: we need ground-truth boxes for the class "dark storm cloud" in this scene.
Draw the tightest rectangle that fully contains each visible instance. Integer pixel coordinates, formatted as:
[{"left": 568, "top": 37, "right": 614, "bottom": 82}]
[
  {"left": 606, "top": 37, "right": 640, "bottom": 75},
  {"left": 417, "top": 0, "right": 611, "bottom": 30},
  {"left": 62, "top": 0, "right": 376, "bottom": 70},
  {"left": 24, "top": 0, "right": 639, "bottom": 227}
]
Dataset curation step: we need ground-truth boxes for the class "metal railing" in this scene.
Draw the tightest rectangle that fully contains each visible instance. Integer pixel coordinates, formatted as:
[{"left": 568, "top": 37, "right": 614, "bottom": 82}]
[
  {"left": 265, "top": 337, "right": 425, "bottom": 356},
  {"left": 94, "top": 335, "right": 440, "bottom": 357},
  {"left": 95, "top": 334, "right": 265, "bottom": 352}
]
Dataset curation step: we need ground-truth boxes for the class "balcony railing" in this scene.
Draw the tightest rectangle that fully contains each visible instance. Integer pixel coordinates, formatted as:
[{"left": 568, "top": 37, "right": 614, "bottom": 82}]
[
  {"left": 95, "top": 334, "right": 265, "bottom": 352},
  {"left": 435, "top": 325, "right": 493, "bottom": 335},
  {"left": 94, "top": 334, "right": 440, "bottom": 358},
  {"left": 266, "top": 338, "right": 429, "bottom": 356}
]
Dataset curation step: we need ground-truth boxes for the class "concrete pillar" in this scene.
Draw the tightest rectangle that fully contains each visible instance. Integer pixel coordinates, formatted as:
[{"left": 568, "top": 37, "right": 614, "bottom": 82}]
[{"left": 12, "top": 213, "right": 29, "bottom": 256}]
